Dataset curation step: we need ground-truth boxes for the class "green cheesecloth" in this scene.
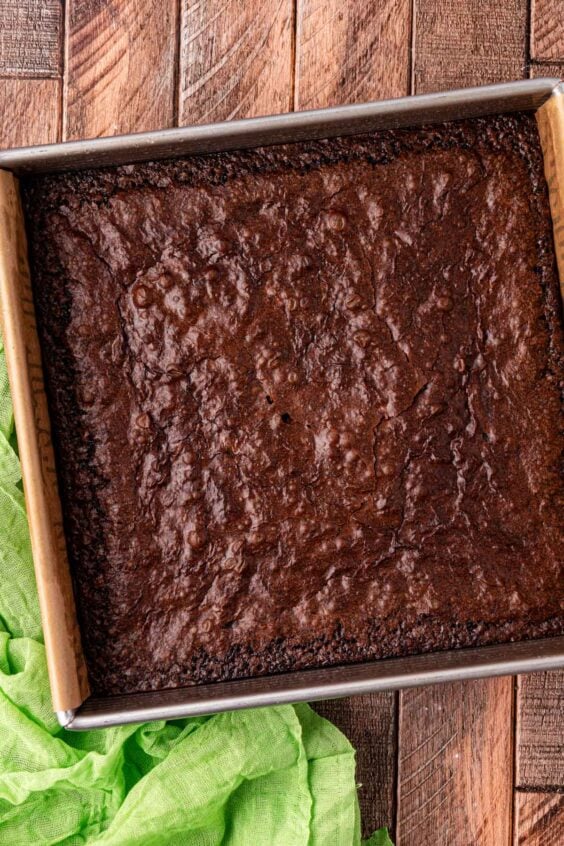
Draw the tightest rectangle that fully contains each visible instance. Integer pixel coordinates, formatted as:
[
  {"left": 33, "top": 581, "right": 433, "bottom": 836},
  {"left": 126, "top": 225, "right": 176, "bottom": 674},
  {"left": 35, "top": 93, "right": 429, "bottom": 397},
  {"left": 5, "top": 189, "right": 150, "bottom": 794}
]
[{"left": 0, "top": 342, "right": 392, "bottom": 845}]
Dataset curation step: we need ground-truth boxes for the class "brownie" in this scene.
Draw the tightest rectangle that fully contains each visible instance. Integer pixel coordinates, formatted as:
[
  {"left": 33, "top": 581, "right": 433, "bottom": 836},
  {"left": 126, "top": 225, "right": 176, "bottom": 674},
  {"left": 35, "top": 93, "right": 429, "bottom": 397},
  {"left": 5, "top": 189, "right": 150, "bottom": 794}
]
[{"left": 22, "top": 112, "right": 564, "bottom": 696}]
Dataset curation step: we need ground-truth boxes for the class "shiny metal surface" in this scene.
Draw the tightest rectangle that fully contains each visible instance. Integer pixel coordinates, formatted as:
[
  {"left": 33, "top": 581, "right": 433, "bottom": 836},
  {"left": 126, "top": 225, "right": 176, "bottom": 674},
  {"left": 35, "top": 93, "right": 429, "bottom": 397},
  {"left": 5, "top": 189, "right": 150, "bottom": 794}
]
[
  {"left": 1, "top": 78, "right": 560, "bottom": 729},
  {"left": 62, "top": 636, "right": 564, "bottom": 729},
  {"left": 0, "top": 79, "right": 560, "bottom": 175}
]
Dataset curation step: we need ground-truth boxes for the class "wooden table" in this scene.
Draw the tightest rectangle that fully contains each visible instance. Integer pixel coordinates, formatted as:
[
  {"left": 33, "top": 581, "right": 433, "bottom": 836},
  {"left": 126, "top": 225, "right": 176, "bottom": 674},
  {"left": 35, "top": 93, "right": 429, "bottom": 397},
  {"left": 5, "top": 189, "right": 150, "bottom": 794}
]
[{"left": 1, "top": 2, "right": 562, "bottom": 843}]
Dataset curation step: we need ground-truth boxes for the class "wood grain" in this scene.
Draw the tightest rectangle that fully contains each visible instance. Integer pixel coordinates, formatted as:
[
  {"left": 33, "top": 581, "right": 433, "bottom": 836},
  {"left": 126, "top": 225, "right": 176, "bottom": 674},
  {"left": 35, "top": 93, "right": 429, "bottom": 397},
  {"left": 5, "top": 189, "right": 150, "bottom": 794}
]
[
  {"left": 516, "top": 671, "right": 564, "bottom": 789},
  {"left": 294, "top": 0, "right": 411, "bottom": 110},
  {"left": 412, "top": 0, "right": 528, "bottom": 93},
  {"left": 0, "top": 0, "right": 62, "bottom": 78},
  {"left": 514, "top": 792, "right": 564, "bottom": 845},
  {"left": 531, "top": 0, "right": 564, "bottom": 61},
  {"left": 314, "top": 694, "right": 397, "bottom": 838},
  {"left": 0, "top": 78, "right": 60, "bottom": 148},
  {"left": 179, "top": 0, "right": 294, "bottom": 125},
  {"left": 65, "top": 0, "right": 178, "bottom": 140},
  {"left": 396, "top": 679, "right": 514, "bottom": 845}
]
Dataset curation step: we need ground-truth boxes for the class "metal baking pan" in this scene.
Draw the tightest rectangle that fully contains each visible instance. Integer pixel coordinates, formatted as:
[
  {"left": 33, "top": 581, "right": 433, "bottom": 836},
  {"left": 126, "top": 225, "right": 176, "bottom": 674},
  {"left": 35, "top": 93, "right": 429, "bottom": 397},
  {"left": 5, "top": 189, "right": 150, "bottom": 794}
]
[{"left": 0, "top": 78, "right": 562, "bottom": 730}]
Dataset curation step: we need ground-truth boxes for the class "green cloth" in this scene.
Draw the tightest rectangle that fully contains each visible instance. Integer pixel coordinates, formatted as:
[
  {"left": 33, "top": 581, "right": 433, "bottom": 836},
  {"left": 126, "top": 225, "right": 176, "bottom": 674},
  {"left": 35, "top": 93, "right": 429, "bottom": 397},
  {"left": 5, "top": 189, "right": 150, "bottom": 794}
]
[{"left": 0, "top": 340, "right": 392, "bottom": 846}]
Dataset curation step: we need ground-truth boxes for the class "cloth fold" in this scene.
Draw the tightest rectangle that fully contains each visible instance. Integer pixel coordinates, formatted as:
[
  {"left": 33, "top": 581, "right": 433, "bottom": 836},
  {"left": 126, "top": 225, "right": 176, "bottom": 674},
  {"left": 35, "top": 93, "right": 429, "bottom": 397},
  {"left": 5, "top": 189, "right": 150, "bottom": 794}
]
[{"left": 0, "top": 341, "right": 391, "bottom": 845}]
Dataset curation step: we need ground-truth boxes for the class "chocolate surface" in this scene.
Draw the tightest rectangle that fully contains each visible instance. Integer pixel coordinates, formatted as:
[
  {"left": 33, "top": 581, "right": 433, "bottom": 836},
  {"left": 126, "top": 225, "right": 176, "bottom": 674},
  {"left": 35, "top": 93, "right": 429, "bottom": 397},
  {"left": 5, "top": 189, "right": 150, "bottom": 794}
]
[{"left": 23, "top": 112, "right": 564, "bottom": 696}]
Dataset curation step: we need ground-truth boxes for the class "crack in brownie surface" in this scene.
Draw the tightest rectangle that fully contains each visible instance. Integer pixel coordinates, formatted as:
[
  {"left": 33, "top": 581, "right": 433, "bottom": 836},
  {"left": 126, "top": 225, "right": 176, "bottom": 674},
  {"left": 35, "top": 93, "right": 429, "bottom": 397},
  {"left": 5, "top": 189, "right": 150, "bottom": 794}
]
[{"left": 23, "top": 112, "right": 564, "bottom": 695}]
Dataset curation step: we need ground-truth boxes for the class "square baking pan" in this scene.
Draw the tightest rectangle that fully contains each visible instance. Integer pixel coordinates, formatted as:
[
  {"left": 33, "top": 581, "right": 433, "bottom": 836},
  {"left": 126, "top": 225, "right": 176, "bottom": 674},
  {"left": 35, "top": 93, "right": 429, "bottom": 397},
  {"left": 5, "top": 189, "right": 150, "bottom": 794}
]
[{"left": 0, "top": 78, "right": 562, "bottom": 730}]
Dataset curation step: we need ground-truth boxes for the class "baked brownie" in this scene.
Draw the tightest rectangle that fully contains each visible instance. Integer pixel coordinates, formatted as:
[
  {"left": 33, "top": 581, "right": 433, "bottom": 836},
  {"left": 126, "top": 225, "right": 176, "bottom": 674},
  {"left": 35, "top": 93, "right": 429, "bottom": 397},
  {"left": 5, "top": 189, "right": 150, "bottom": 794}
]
[{"left": 22, "top": 112, "right": 563, "bottom": 696}]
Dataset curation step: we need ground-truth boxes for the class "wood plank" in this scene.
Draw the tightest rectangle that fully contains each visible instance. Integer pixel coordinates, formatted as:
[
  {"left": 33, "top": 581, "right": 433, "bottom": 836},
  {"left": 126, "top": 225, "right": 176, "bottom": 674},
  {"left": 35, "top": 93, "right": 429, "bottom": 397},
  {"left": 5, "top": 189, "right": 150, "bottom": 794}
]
[
  {"left": 0, "top": 78, "right": 60, "bottom": 148},
  {"left": 314, "top": 694, "right": 397, "bottom": 838},
  {"left": 64, "top": 0, "right": 178, "bottom": 141},
  {"left": 531, "top": 0, "right": 564, "bottom": 62},
  {"left": 0, "top": 0, "right": 62, "bottom": 78},
  {"left": 179, "top": 0, "right": 294, "bottom": 125},
  {"left": 516, "top": 671, "right": 564, "bottom": 790},
  {"left": 294, "top": 0, "right": 411, "bottom": 110},
  {"left": 412, "top": 0, "right": 528, "bottom": 93},
  {"left": 396, "top": 678, "right": 514, "bottom": 846},
  {"left": 514, "top": 792, "right": 564, "bottom": 846}
]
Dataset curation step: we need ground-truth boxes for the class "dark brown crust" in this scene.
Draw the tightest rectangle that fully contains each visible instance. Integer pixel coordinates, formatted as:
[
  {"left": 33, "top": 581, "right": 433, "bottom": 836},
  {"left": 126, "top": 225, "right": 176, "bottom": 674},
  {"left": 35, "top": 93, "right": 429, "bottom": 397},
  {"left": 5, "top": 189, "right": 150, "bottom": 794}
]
[{"left": 23, "top": 112, "right": 564, "bottom": 696}]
